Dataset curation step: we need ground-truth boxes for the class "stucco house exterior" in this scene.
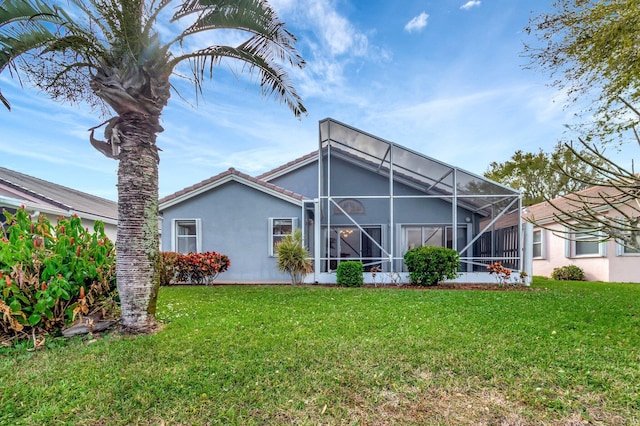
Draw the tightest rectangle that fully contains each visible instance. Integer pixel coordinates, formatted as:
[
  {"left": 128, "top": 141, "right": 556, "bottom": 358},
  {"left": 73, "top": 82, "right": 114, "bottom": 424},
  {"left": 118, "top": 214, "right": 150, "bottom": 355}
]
[
  {"left": 525, "top": 185, "right": 639, "bottom": 283},
  {"left": 0, "top": 167, "right": 118, "bottom": 240},
  {"left": 159, "top": 118, "right": 525, "bottom": 284}
]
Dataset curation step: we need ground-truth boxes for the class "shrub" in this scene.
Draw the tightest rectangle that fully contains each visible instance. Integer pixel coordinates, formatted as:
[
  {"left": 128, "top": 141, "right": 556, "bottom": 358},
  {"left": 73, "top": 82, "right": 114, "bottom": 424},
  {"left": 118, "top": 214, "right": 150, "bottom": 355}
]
[
  {"left": 159, "top": 252, "right": 182, "bottom": 286},
  {"left": 276, "top": 229, "right": 312, "bottom": 285},
  {"left": 551, "top": 265, "right": 585, "bottom": 281},
  {"left": 0, "top": 207, "right": 116, "bottom": 337},
  {"left": 336, "top": 261, "right": 363, "bottom": 287},
  {"left": 174, "top": 251, "right": 230, "bottom": 284},
  {"left": 404, "top": 246, "right": 460, "bottom": 286}
]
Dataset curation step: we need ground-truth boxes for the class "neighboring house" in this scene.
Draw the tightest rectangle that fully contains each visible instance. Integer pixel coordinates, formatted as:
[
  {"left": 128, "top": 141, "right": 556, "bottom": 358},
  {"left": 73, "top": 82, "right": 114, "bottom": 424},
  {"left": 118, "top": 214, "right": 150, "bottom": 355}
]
[
  {"left": 159, "top": 118, "right": 524, "bottom": 284},
  {"left": 0, "top": 167, "right": 118, "bottom": 240},
  {"left": 524, "top": 185, "right": 639, "bottom": 283}
]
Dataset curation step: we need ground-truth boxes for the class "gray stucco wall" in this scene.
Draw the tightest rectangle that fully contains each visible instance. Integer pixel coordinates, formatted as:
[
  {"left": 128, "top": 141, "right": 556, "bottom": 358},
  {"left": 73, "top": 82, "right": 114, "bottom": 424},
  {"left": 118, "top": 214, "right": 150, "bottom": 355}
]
[
  {"left": 325, "top": 156, "right": 475, "bottom": 226},
  {"left": 160, "top": 181, "right": 301, "bottom": 283},
  {"left": 267, "top": 162, "right": 318, "bottom": 199}
]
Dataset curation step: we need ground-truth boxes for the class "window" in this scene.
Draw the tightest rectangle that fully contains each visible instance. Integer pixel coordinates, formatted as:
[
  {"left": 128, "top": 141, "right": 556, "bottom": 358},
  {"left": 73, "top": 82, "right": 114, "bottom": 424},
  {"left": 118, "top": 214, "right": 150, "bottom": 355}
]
[
  {"left": 402, "top": 225, "right": 468, "bottom": 271},
  {"left": 270, "top": 218, "right": 297, "bottom": 256},
  {"left": 574, "top": 232, "right": 600, "bottom": 256},
  {"left": 532, "top": 230, "right": 543, "bottom": 258},
  {"left": 566, "top": 231, "right": 605, "bottom": 257},
  {"left": 333, "top": 199, "right": 365, "bottom": 215},
  {"left": 321, "top": 225, "right": 383, "bottom": 271},
  {"left": 403, "top": 225, "right": 467, "bottom": 253},
  {"left": 173, "top": 219, "right": 201, "bottom": 254},
  {"left": 617, "top": 240, "right": 640, "bottom": 255}
]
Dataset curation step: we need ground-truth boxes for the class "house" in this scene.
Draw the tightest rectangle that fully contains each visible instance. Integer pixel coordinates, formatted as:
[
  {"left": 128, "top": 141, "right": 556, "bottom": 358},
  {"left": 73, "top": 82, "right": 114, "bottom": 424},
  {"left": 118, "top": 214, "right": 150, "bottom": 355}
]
[
  {"left": 159, "top": 118, "right": 525, "bottom": 284},
  {"left": 0, "top": 167, "right": 118, "bottom": 240},
  {"left": 524, "top": 185, "right": 639, "bottom": 283}
]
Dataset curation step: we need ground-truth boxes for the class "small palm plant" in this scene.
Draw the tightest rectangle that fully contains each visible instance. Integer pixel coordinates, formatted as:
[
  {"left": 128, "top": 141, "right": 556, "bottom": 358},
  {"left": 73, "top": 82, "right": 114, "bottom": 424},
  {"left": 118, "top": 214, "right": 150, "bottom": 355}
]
[{"left": 276, "top": 229, "right": 312, "bottom": 285}]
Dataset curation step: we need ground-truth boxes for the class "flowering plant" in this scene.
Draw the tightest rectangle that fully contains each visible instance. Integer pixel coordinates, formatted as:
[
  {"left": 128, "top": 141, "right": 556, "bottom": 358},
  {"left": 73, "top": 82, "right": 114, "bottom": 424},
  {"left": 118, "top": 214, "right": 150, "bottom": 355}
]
[{"left": 487, "top": 261, "right": 512, "bottom": 285}]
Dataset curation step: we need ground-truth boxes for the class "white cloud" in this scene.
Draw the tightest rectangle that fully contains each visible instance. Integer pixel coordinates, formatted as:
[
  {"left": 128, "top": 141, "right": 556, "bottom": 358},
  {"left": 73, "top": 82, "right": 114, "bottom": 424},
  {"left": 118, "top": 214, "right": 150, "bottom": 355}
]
[
  {"left": 305, "top": 1, "right": 368, "bottom": 57},
  {"left": 404, "top": 12, "right": 429, "bottom": 33},
  {"left": 460, "top": 1, "right": 481, "bottom": 11}
]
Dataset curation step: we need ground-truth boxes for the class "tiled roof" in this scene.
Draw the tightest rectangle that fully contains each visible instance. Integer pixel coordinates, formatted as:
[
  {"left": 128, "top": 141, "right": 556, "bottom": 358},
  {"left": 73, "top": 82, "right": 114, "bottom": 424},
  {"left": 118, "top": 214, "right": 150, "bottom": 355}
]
[
  {"left": 0, "top": 167, "right": 117, "bottom": 221},
  {"left": 256, "top": 150, "right": 318, "bottom": 181},
  {"left": 159, "top": 167, "right": 306, "bottom": 208},
  {"left": 524, "top": 184, "right": 629, "bottom": 223}
]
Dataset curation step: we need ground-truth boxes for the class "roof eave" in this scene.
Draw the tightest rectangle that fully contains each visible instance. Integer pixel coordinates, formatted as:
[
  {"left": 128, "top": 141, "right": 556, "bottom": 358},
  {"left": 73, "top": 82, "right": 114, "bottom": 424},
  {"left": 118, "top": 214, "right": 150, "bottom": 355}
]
[{"left": 159, "top": 174, "right": 303, "bottom": 211}]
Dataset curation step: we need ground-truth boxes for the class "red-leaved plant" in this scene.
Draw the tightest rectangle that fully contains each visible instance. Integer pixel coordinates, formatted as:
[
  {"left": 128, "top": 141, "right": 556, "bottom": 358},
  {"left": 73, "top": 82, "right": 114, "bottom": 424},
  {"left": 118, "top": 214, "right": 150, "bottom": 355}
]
[
  {"left": 161, "top": 251, "right": 230, "bottom": 285},
  {"left": 487, "top": 261, "right": 513, "bottom": 285}
]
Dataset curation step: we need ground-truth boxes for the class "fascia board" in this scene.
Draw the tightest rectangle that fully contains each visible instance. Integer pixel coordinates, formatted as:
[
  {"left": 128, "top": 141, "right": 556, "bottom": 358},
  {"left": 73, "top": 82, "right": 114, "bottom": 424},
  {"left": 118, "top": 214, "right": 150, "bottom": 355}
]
[
  {"left": 159, "top": 174, "right": 302, "bottom": 210},
  {"left": 260, "top": 153, "right": 319, "bottom": 182}
]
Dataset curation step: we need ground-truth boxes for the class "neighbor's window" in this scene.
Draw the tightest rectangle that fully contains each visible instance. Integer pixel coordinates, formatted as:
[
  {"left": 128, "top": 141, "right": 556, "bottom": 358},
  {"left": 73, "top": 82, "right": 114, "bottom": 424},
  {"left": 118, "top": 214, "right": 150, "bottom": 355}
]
[
  {"left": 617, "top": 241, "right": 640, "bottom": 255},
  {"left": 270, "top": 218, "right": 297, "bottom": 256},
  {"left": 567, "top": 231, "right": 604, "bottom": 257},
  {"left": 532, "top": 229, "right": 543, "bottom": 258},
  {"left": 173, "top": 219, "right": 201, "bottom": 254}
]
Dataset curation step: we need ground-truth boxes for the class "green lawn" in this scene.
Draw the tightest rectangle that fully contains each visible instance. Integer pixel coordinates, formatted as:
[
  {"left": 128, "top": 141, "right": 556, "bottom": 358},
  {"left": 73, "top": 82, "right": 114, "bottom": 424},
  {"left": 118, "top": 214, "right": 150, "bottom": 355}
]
[{"left": 1, "top": 278, "right": 639, "bottom": 425}]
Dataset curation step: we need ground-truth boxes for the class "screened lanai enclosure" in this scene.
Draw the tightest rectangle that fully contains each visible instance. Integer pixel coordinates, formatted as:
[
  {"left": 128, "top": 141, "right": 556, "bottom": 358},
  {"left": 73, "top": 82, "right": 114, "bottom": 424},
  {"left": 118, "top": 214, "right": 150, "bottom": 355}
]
[{"left": 305, "top": 119, "right": 526, "bottom": 284}]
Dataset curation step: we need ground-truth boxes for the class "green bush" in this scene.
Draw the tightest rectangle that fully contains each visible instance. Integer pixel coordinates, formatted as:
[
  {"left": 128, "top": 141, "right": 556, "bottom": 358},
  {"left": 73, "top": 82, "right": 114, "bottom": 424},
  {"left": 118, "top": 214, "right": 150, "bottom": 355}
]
[
  {"left": 0, "top": 207, "right": 116, "bottom": 337},
  {"left": 551, "top": 265, "right": 585, "bottom": 281},
  {"left": 276, "top": 229, "right": 312, "bottom": 285},
  {"left": 403, "top": 246, "right": 460, "bottom": 286},
  {"left": 336, "top": 261, "right": 363, "bottom": 287}
]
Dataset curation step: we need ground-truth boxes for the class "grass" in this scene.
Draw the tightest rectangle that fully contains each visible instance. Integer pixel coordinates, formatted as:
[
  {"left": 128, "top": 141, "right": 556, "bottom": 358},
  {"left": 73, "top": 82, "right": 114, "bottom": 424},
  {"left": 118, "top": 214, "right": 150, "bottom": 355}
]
[{"left": 1, "top": 277, "right": 639, "bottom": 425}]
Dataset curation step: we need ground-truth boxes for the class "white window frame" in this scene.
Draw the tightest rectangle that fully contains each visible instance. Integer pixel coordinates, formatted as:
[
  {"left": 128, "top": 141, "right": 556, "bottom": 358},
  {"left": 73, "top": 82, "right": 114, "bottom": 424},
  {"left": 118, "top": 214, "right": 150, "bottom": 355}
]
[
  {"left": 532, "top": 229, "right": 544, "bottom": 259},
  {"left": 171, "top": 218, "right": 202, "bottom": 254},
  {"left": 565, "top": 229, "right": 606, "bottom": 258},
  {"left": 616, "top": 241, "right": 640, "bottom": 256},
  {"left": 269, "top": 217, "right": 298, "bottom": 257}
]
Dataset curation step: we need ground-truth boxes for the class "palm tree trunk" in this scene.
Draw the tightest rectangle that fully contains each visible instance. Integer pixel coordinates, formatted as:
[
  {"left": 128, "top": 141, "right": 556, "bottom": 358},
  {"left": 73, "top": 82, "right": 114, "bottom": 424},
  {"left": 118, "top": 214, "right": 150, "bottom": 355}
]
[{"left": 116, "top": 113, "right": 161, "bottom": 333}]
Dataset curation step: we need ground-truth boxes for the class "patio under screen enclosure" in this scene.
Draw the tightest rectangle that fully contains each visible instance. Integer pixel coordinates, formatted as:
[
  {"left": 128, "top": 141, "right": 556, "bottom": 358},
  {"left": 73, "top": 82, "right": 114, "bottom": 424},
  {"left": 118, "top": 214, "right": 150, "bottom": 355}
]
[{"left": 304, "top": 119, "right": 528, "bottom": 284}]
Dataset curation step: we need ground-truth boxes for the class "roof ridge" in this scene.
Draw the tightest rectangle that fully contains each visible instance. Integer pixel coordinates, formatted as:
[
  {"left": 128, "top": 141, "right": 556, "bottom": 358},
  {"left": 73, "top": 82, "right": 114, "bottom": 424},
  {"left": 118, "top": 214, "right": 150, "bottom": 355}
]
[
  {"left": 229, "top": 167, "right": 306, "bottom": 200},
  {"left": 0, "top": 167, "right": 117, "bottom": 220},
  {"left": 0, "top": 168, "right": 72, "bottom": 211},
  {"left": 159, "top": 167, "right": 306, "bottom": 205},
  {"left": 256, "top": 150, "right": 318, "bottom": 181},
  {"left": 0, "top": 167, "right": 117, "bottom": 207}
]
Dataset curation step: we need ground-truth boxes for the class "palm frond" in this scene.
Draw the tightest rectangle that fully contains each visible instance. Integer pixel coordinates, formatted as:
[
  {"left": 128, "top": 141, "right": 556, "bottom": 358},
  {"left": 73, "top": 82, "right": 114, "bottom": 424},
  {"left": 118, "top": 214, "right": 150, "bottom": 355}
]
[
  {"left": 175, "top": 44, "right": 306, "bottom": 117},
  {"left": 173, "top": 0, "right": 302, "bottom": 66},
  {"left": 0, "top": 0, "right": 62, "bottom": 25},
  {"left": 169, "top": 0, "right": 306, "bottom": 117},
  {"left": 0, "top": 88, "right": 10, "bottom": 109}
]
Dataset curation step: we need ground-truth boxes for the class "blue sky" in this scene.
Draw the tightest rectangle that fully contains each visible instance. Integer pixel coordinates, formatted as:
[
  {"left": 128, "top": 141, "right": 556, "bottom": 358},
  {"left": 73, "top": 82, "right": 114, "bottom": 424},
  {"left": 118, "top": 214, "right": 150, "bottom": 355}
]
[{"left": 1, "top": 0, "right": 579, "bottom": 201}]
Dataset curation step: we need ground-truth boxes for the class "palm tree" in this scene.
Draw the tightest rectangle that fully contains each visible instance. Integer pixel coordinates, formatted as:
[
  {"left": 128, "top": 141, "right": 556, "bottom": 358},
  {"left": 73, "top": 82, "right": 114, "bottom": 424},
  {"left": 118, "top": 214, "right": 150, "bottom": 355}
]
[
  {"left": 0, "top": 0, "right": 306, "bottom": 333},
  {"left": 0, "top": 0, "right": 63, "bottom": 109}
]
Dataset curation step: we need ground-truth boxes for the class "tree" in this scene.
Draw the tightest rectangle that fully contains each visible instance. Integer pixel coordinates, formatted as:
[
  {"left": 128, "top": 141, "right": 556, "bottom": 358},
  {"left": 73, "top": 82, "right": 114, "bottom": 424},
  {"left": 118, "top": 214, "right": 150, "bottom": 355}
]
[
  {"left": 0, "top": 0, "right": 306, "bottom": 333},
  {"left": 525, "top": 0, "right": 640, "bottom": 144},
  {"left": 525, "top": 1, "right": 640, "bottom": 251},
  {"left": 484, "top": 142, "right": 603, "bottom": 206},
  {"left": 0, "top": 0, "right": 62, "bottom": 110},
  {"left": 532, "top": 130, "right": 640, "bottom": 251}
]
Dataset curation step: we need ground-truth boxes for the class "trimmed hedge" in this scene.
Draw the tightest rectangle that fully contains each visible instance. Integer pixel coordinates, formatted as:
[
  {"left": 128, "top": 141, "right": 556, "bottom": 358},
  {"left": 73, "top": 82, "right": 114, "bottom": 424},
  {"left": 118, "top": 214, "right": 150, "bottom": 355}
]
[
  {"left": 336, "top": 261, "right": 363, "bottom": 287},
  {"left": 403, "top": 246, "right": 460, "bottom": 286}
]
